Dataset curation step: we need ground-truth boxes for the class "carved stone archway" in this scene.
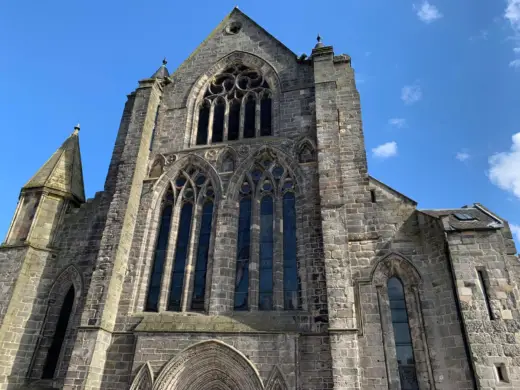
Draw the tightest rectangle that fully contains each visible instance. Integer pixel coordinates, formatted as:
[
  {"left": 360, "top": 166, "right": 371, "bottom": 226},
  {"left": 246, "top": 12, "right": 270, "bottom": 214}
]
[{"left": 151, "top": 340, "right": 264, "bottom": 390}]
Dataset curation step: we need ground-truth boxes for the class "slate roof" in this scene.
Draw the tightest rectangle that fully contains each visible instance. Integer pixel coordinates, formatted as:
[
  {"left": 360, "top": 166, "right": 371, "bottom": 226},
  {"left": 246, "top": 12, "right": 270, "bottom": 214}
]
[
  {"left": 150, "top": 61, "right": 170, "bottom": 79},
  {"left": 420, "top": 204, "right": 503, "bottom": 231},
  {"left": 23, "top": 127, "right": 85, "bottom": 203}
]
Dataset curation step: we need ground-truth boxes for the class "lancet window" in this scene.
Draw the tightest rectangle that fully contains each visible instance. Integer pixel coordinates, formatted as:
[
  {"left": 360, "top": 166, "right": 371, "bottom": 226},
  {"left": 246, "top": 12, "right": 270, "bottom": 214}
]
[
  {"left": 195, "top": 65, "right": 272, "bottom": 145},
  {"left": 234, "top": 156, "right": 300, "bottom": 311},
  {"left": 145, "top": 167, "right": 215, "bottom": 312}
]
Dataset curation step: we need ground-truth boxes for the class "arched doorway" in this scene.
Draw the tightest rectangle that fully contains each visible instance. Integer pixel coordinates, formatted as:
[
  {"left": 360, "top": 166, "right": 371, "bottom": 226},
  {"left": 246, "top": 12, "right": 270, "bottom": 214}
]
[
  {"left": 42, "top": 286, "right": 74, "bottom": 379},
  {"left": 149, "top": 340, "right": 264, "bottom": 390}
]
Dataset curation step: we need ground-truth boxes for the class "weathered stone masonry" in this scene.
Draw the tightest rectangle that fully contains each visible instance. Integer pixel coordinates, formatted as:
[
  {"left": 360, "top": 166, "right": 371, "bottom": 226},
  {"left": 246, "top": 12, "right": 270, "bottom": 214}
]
[{"left": 0, "top": 7, "right": 518, "bottom": 390}]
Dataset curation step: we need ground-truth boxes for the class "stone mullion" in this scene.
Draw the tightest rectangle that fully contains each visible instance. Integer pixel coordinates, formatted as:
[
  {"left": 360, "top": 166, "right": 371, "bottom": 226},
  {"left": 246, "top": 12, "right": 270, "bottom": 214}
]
[
  {"left": 223, "top": 100, "right": 230, "bottom": 142},
  {"left": 255, "top": 94, "right": 261, "bottom": 138},
  {"left": 377, "top": 285, "right": 401, "bottom": 390},
  {"left": 158, "top": 201, "right": 182, "bottom": 312},
  {"left": 249, "top": 197, "right": 260, "bottom": 311},
  {"left": 239, "top": 99, "right": 245, "bottom": 140},
  {"left": 207, "top": 102, "right": 215, "bottom": 145},
  {"left": 203, "top": 202, "right": 218, "bottom": 313},
  {"left": 182, "top": 202, "right": 202, "bottom": 312},
  {"left": 273, "top": 194, "right": 284, "bottom": 310},
  {"left": 295, "top": 191, "right": 309, "bottom": 311}
]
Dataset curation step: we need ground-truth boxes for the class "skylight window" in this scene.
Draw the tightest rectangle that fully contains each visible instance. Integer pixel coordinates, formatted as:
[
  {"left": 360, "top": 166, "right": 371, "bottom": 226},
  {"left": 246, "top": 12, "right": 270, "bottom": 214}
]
[{"left": 454, "top": 213, "right": 477, "bottom": 221}]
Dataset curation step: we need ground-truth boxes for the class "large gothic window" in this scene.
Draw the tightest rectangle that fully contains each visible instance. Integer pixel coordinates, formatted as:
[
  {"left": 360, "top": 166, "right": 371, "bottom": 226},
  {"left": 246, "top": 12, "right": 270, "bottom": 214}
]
[
  {"left": 195, "top": 65, "right": 272, "bottom": 145},
  {"left": 388, "top": 277, "right": 419, "bottom": 390},
  {"left": 233, "top": 155, "right": 300, "bottom": 311},
  {"left": 145, "top": 167, "right": 215, "bottom": 312}
]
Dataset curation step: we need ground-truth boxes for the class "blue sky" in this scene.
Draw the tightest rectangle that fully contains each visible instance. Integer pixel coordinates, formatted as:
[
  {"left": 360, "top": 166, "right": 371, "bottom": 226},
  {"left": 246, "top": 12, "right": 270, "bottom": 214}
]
[{"left": 1, "top": 0, "right": 519, "bottom": 249}]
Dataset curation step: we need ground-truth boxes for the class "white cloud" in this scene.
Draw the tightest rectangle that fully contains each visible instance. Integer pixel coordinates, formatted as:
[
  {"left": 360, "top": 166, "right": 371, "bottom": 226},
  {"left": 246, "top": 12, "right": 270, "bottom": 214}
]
[
  {"left": 389, "top": 118, "right": 407, "bottom": 128},
  {"left": 372, "top": 141, "right": 398, "bottom": 159},
  {"left": 505, "top": 1, "right": 520, "bottom": 65},
  {"left": 401, "top": 84, "right": 422, "bottom": 105},
  {"left": 414, "top": 1, "right": 443, "bottom": 24},
  {"left": 511, "top": 223, "right": 520, "bottom": 243},
  {"left": 488, "top": 132, "right": 520, "bottom": 199},
  {"left": 456, "top": 151, "right": 470, "bottom": 162},
  {"left": 510, "top": 59, "right": 520, "bottom": 68},
  {"left": 505, "top": 0, "right": 520, "bottom": 30}
]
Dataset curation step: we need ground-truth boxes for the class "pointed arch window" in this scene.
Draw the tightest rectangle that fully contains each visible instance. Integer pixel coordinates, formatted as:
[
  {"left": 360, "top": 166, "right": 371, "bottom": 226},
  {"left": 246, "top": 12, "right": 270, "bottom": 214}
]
[
  {"left": 145, "top": 188, "right": 174, "bottom": 312},
  {"left": 194, "top": 64, "right": 272, "bottom": 145},
  {"left": 233, "top": 156, "right": 300, "bottom": 311},
  {"left": 42, "top": 286, "right": 74, "bottom": 379},
  {"left": 145, "top": 168, "right": 216, "bottom": 313},
  {"left": 388, "top": 277, "right": 419, "bottom": 390}
]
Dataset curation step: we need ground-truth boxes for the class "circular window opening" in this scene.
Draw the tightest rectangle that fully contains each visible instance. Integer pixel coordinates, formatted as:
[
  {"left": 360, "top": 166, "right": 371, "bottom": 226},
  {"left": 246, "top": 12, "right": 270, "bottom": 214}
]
[{"left": 226, "top": 22, "right": 242, "bottom": 35}]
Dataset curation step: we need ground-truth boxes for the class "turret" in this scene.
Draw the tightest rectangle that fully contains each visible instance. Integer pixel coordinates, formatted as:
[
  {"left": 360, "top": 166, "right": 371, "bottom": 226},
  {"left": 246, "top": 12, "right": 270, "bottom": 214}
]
[{"left": 4, "top": 125, "right": 85, "bottom": 247}]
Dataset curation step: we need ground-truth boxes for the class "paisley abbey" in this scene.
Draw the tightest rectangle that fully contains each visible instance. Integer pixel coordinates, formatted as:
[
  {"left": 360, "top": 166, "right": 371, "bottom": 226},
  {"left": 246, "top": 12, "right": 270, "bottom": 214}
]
[{"left": 0, "top": 7, "right": 519, "bottom": 390}]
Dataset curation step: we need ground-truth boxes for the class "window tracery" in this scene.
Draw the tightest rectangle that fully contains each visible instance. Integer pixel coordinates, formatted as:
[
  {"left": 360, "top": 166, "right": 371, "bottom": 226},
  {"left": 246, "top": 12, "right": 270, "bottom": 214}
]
[
  {"left": 195, "top": 65, "right": 272, "bottom": 145},
  {"left": 233, "top": 154, "right": 300, "bottom": 311},
  {"left": 145, "top": 167, "right": 215, "bottom": 312}
]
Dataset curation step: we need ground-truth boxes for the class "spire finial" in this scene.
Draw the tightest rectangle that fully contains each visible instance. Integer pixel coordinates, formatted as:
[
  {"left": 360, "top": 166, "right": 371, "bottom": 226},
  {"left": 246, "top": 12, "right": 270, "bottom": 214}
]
[
  {"left": 162, "top": 57, "right": 167, "bottom": 66},
  {"left": 73, "top": 123, "right": 80, "bottom": 135},
  {"left": 314, "top": 33, "right": 325, "bottom": 49}
]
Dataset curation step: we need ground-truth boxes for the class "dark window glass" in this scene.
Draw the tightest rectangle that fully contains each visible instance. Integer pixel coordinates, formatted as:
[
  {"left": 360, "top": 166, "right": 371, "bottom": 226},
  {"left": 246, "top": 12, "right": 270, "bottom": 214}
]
[
  {"left": 228, "top": 100, "right": 240, "bottom": 141},
  {"left": 283, "top": 192, "right": 299, "bottom": 310},
  {"left": 196, "top": 103, "right": 210, "bottom": 145},
  {"left": 42, "top": 286, "right": 74, "bottom": 379},
  {"left": 168, "top": 203, "right": 193, "bottom": 311},
  {"left": 259, "top": 196, "right": 274, "bottom": 310},
  {"left": 234, "top": 198, "right": 251, "bottom": 310},
  {"left": 191, "top": 201, "right": 214, "bottom": 310},
  {"left": 388, "top": 277, "right": 419, "bottom": 390},
  {"left": 212, "top": 100, "right": 225, "bottom": 143},
  {"left": 260, "top": 95, "right": 272, "bottom": 136},
  {"left": 244, "top": 96, "right": 256, "bottom": 138},
  {"left": 477, "top": 270, "right": 495, "bottom": 320},
  {"left": 145, "top": 204, "right": 173, "bottom": 311}
]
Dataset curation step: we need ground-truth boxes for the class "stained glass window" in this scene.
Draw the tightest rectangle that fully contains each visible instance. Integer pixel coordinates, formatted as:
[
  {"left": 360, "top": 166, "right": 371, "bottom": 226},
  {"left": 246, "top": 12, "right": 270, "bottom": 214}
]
[
  {"left": 191, "top": 201, "right": 214, "bottom": 310},
  {"left": 243, "top": 95, "right": 256, "bottom": 139},
  {"left": 228, "top": 100, "right": 240, "bottom": 141},
  {"left": 260, "top": 94, "right": 272, "bottom": 136},
  {"left": 259, "top": 196, "right": 274, "bottom": 310},
  {"left": 212, "top": 100, "right": 225, "bottom": 143},
  {"left": 388, "top": 277, "right": 419, "bottom": 390}
]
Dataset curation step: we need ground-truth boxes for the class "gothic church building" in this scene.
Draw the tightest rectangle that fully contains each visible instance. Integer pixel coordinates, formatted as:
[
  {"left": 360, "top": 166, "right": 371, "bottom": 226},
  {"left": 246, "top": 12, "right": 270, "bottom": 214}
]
[{"left": 1, "top": 8, "right": 519, "bottom": 390}]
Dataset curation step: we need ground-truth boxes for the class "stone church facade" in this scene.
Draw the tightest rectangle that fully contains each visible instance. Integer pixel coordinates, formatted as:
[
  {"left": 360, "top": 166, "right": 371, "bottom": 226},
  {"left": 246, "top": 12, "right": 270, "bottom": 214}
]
[{"left": 0, "top": 7, "right": 519, "bottom": 390}]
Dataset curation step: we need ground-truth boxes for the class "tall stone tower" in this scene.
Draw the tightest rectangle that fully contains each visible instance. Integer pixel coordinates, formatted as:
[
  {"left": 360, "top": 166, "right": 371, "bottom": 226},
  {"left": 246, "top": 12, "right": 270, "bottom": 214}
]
[{"left": 1, "top": 7, "right": 519, "bottom": 390}]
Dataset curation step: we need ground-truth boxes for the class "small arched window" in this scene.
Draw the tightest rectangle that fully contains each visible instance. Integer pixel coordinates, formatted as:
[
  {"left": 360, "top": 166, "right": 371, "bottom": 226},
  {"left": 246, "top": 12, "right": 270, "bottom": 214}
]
[
  {"left": 194, "top": 64, "right": 272, "bottom": 145},
  {"left": 388, "top": 277, "right": 419, "bottom": 390},
  {"left": 145, "top": 188, "right": 174, "bottom": 312},
  {"left": 42, "top": 286, "right": 74, "bottom": 379},
  {"left": 222, "top": 153, "right": 235, "bottom": 173}
]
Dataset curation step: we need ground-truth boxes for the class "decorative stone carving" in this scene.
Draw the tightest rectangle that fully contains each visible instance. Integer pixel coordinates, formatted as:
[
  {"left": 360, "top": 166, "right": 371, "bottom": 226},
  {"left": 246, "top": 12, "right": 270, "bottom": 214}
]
[
  {"left": 149, "top": 155, "right": 166, "bottom": 178},
  {"left": 238, "top": 145, "right": 250, "bottom": 157},
  {"left": 129, "top": 362, "right": 153, "bottom": 390}
]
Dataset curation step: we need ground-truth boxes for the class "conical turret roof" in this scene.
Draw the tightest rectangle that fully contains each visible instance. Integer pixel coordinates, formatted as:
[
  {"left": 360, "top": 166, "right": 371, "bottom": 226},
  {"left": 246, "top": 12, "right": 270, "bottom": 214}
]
[
  {"left": 150, "top": 58, "right": 170, "bottom": 79},
  {"left": 23, "top": 125, "right": 85, "bottom": 202}
]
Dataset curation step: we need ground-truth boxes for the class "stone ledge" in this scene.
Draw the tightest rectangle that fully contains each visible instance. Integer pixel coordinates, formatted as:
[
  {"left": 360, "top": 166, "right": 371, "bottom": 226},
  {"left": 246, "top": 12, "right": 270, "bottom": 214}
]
[{"left": 133, "top": 312, "right": 313, "bottom": 333}]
